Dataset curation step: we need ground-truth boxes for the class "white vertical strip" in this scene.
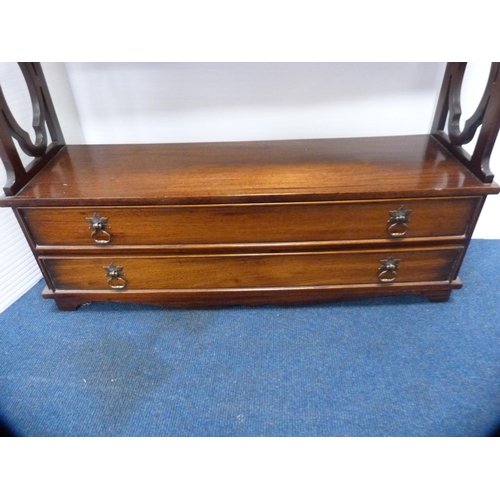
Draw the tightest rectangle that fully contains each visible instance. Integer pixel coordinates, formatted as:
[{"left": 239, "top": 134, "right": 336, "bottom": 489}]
[{"left": 0, "top": 207, "right": 41, "bottom": 313}]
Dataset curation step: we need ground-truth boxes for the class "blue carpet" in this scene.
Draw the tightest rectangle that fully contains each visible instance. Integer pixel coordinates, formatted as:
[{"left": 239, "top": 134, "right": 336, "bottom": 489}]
[{"left": 1, "top": 239, "right": 499, "bottom": 437}]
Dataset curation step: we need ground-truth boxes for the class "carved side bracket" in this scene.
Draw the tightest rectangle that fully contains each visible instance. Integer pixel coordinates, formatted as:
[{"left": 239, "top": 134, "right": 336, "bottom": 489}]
[
  {"left": 432, "top": 62, "right": 500, "bottom": 183},
  {"left": 0, "top": 62, "right": 65, "bottom": 196}
]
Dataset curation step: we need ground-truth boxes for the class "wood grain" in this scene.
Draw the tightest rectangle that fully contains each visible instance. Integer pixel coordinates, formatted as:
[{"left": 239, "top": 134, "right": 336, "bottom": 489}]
[
  {"left": 20, "top": 197, "right": 479, "bottom": 248},
  {"left": 1, "top": 135, "right": 498, "bottom": 208},
  {"left": 41, "top": 246, "right": 463, "bottom": 291}
]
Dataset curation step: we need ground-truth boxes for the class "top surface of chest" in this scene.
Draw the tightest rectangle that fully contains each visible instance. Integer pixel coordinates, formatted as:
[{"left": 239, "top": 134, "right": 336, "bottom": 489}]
[{"left": 3, "top": 135, "right": 497, "bottom": 208}]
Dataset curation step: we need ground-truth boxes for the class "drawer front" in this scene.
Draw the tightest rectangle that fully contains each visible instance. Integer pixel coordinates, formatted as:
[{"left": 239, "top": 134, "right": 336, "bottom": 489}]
[
  {"left": 21, "top": 198, "right": 477, "bottom": 247},
  {"left": 41, "top": 247, "right": 463, "bottom": 291}
]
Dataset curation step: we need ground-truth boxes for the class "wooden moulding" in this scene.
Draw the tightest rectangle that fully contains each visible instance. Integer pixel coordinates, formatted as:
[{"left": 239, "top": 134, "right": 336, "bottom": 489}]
[{"left": 42, "top": 281, "right": 463, "bottom": 311}]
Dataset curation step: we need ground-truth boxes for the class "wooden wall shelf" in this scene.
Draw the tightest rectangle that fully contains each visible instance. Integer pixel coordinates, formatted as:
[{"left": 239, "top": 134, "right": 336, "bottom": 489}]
[{"left": 1, "top": 63, "right": 499, "bottom": 310}]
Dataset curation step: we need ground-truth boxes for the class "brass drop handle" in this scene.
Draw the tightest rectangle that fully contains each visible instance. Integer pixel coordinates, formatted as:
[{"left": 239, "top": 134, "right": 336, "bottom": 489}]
[
  {"left": 86, "top": 213, "right": 112, "bottom": 244},
  {"left": 387, "top": 206, "right": 411, "bottom": 237},
  {"left": 104, "top": 263, "right": 126, "bottom": 289},
  {"left": 378, "top": 257, "right": 400, "bottom": 283}
]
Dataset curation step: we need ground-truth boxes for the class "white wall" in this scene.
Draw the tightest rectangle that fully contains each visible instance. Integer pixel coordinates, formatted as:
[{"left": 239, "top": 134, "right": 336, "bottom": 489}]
[
  {"left": 66, "top": 62, "right": 445, "bottom": 143},
  {"left": 43, "top": 63, "right": 86, "bottom": 144}
]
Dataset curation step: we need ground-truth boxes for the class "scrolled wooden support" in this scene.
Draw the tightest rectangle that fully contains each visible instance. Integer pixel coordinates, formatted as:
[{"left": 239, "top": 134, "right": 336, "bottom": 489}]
[
  {"left": 432, "top": 62, "right": 500, "bottom": 183},
  {"left": 0, "top": 62, "right": 65, "bottom": 196}
]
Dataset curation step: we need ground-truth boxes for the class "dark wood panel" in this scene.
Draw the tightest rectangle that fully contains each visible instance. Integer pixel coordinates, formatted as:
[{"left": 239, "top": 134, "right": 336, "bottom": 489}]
[
  {"left": 21, "top": 197, "right": 478, "bottom": 247},
  {"left": 2, "top": 136, "right": 498, "bottom": 207},
  {"left": 41, "top": 246, "right": 463, "bottom": 291}
]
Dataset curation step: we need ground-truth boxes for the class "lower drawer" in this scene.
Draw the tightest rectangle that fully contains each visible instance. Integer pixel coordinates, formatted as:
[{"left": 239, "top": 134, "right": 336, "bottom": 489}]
[{"left": 41, "top": 246, "right": 463, "bottom": 291}]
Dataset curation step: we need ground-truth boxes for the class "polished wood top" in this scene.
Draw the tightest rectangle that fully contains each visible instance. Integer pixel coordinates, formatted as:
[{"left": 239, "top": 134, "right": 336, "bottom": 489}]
[{"left": 1, "top": 135, "right": 498, "bottom": 206}]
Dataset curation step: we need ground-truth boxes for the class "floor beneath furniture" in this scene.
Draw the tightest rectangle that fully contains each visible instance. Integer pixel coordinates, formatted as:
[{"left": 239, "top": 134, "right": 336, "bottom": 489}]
[{"left": 0, "top": 239, "right": 499, "bottom": 437}]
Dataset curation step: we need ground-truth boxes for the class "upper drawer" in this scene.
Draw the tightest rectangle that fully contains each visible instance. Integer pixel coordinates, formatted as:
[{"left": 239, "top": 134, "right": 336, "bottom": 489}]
[{"left": 20, "top": 197, "right": 479, "bottom": 248}]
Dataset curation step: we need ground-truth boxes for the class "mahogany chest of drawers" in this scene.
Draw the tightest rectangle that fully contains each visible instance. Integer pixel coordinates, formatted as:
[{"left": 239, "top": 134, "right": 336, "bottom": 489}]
[{"left": 1, "top": 63, "right": 499, "bottom": 310}]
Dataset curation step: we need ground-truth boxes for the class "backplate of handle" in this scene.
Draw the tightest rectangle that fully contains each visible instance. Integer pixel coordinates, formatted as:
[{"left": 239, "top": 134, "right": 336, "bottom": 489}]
[
  {"left": 387, "top": 206, "right": 411, "bottom": 237},
  {"left": 104, "top": 263, "right": 126, "bottom": 289},
  {"left": 378, "top": 257, "right": 400, "bottom": 283},
  {"left": 86, "top": 213, "right": 112, "bottom": 244}
]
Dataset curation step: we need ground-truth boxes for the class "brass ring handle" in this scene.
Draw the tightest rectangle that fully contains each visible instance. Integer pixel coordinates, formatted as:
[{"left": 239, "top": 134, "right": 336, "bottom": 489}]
[
  {"left": 378, "top": 268, "right": 398, "bottom": 283},
  {"left": 387, "top": 206, "right": 411, "bottom": 238},
  {"left": 107, "top": 276, "right": 127, "bottom": 289},
  {"left": 86, "top": 213, "right": 112, "bottom": 245},
  {"left": 104, "top": 263, "right": 126, "bottom": 290},
  {"left": 91, "top": 229, "right": 112, "bottom": 244},
  {"left": 387, "top": 221, "right": 409, "bottom": 237},
  {"left": 378, "top": 257, "right": 400, "bottom": 283}
]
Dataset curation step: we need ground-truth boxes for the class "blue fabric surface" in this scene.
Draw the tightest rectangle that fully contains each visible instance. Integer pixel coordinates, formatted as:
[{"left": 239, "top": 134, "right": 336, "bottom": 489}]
[{"left": 1, "top": 239, "right": 499, "bottom": 437}]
